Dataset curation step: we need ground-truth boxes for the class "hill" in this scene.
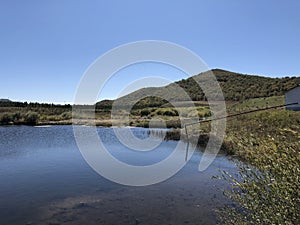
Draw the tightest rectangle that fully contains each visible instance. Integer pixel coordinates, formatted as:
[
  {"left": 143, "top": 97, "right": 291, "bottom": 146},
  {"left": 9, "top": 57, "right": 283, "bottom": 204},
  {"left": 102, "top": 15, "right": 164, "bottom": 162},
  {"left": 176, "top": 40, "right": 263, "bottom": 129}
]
[
  {"left": 0, "top": 99, "right": 11, "bottom": 102},
  {"left": 96, "top": 69, "right": 300, "bottom": 109}
]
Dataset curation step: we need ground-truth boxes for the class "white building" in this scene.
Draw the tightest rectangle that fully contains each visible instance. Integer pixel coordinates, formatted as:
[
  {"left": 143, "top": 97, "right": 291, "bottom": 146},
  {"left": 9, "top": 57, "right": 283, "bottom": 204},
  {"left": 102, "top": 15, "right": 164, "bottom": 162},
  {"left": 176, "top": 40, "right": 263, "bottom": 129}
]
[{"left": 285, "top": 85, "right": 300, "bottom": 111}]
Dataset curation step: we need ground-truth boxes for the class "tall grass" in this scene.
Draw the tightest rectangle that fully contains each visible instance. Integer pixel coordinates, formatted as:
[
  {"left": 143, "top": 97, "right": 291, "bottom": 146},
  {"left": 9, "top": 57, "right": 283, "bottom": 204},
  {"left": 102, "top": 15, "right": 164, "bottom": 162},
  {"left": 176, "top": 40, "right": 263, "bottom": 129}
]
[
  {"left": 214, "top": 100, "right": 300, "bottom": 224},
  {"left": 163, "top": 97, "right": 300, "bottom": 224}
]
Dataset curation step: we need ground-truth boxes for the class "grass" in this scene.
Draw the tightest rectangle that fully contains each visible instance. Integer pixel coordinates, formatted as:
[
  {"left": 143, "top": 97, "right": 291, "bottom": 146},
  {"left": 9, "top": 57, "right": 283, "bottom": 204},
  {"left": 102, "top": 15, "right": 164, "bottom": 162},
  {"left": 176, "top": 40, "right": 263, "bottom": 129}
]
[
  {"left": 160, "top": 96, "right": 299, "bottom": 224},
  {"left": 0, "top": 106, "right": 72, "bottom": 125},
  {"left": 216, "top": 109, "right": 300, "bottom": 224},
  {"left": 227, "top": 95, "right": 285, "bottom": 113},
  {"left": 162, "top": 96, "right": 299, "bottom": 225}
]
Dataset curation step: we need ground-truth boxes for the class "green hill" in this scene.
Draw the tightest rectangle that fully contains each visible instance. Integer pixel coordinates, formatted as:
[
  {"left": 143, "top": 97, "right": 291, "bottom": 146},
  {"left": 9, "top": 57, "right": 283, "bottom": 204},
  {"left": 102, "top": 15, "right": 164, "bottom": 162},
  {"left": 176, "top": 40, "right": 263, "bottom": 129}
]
[{"left": 96, "top": 69, "right": 300, "bottom": 109}]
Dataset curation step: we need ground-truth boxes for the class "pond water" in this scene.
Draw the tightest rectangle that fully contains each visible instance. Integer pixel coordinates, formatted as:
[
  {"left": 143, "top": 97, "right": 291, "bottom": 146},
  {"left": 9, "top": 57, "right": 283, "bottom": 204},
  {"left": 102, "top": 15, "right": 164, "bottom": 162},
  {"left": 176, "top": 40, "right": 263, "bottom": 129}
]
[{"left": 0, "top": 126, "right": 237, "bottom": 225}]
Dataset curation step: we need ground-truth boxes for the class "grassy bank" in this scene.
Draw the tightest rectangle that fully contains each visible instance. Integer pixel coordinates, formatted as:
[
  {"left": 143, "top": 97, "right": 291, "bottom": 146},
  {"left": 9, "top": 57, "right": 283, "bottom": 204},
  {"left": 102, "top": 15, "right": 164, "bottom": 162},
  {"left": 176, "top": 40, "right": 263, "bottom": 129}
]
[
  {"left": 164, "top": 96, "right": 299, "bottom": 224},
  {"left": 214, "top": 109, "right": 299, "bottom": 224},
  {"left": 0, "top": 106, "right": 72, "bottom": 125}
]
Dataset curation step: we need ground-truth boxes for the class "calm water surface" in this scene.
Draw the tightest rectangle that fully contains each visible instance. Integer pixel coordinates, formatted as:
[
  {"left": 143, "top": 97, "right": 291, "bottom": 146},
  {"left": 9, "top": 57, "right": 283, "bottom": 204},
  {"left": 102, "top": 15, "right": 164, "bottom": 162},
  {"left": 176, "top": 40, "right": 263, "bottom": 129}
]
[{"left": 0, "top": 126, "right": 237, "bottom": 225}]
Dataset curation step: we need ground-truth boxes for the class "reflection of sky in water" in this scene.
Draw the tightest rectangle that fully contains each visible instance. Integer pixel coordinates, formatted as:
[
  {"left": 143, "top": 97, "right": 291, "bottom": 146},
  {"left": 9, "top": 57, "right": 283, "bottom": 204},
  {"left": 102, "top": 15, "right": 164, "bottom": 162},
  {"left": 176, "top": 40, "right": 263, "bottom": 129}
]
[{"left": 0, "top": 126, "right": 237, "bottom": 225}]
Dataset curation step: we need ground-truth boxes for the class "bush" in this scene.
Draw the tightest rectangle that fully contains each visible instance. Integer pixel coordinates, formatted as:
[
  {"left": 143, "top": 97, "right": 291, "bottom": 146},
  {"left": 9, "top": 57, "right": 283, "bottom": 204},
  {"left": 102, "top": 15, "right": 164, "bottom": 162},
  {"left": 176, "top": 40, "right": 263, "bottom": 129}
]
[
  {"left": 154, "top": 108, "right": 179, "bottom": 117},
  {"left": 11, "top": 112, "right": 21, "bottom": 123},
  {"left": 24, "top": 112, "right": 39, "bottom": 125},
  {"left": 0, "top": 113, "right": 12, "bottom": 125},
  {"left": 140, "top": 109, "right": 151, "bottom": 117},
  {"left": 60, "top": 111, "right": 72, "bottom": 120}
]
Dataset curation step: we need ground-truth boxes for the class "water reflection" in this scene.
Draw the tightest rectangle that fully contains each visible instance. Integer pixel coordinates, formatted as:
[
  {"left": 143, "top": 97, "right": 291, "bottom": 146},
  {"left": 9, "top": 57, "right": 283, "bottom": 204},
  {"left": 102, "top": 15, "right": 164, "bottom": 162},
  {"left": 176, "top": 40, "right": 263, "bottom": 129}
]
[{"left": 0, "top": 126, "right": 236, "bottom": 225}]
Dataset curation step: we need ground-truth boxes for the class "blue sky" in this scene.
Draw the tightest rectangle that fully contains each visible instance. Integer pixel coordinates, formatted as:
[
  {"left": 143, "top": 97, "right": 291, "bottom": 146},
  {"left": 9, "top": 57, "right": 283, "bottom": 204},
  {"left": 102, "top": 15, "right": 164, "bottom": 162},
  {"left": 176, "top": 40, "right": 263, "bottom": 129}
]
[{"left": 0, "top": 0, "right": 299, "bottom": 103}]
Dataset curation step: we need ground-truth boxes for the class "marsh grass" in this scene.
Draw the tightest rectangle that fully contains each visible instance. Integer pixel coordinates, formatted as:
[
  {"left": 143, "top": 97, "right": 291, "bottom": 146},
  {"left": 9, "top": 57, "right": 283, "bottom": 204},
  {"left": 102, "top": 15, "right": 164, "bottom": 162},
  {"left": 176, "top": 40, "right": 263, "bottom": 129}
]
[
  {"left": 216, "top": 140, "right": 299, "bottom": 225},
  {"left": 163, "top": 97, "right": 300, "bottom": 224},
  {"left": 216, "top": 102, "right": 300, "bottom": 224}
]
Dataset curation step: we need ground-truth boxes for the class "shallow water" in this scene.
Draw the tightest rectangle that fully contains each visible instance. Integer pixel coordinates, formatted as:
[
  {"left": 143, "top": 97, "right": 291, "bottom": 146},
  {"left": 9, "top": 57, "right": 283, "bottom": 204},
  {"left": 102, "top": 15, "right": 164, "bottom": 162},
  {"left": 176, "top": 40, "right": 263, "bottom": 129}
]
[{"left": 0, "top": 126, "right": 237, "bottom": 225}]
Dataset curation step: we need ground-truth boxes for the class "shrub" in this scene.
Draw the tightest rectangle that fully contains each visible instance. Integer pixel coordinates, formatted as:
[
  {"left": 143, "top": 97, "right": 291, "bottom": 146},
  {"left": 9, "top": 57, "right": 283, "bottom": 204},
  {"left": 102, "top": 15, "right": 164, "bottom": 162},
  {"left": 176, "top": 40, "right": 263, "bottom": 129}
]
[
  {"left": 140, "top": 109, "right": 151, "bottom": 117},
  {"left": 0, "top": 113, "right": 12, "bottom": 125},
  {"left": 24, "top": 111, "right": 39, "bottom": 125},
  {"left": 154, "top": 108, "right": 179, "bottom": 117},
  {"left": 11, "top": 112, "right": 21, "bottom": 123},
  {"left": 60, "top": 111, "right": 72, "bottom": 120}
]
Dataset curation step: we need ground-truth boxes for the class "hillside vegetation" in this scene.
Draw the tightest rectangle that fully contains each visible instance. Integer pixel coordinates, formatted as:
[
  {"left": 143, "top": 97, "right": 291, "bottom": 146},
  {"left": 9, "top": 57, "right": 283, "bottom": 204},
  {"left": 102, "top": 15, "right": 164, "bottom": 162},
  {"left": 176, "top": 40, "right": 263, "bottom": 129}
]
[
  {"left": 182, "top": 69, "right": 300, "bottom": 101},
  {"left": 96, "top": 69, "right": 300, "bottom": 109}
]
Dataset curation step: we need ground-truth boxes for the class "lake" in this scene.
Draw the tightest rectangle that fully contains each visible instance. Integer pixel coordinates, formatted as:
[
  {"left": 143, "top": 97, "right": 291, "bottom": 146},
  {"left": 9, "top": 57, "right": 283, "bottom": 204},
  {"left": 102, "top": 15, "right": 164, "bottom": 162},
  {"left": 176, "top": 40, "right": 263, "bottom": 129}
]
[{"left": 0, "top": 125, "right": 237, "bottom": 225}]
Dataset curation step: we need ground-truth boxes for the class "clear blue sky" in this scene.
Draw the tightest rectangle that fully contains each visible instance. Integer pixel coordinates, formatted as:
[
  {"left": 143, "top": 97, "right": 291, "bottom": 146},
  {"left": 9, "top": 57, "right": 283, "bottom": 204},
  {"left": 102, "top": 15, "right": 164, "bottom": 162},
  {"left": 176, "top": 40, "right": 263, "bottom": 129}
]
[{"left": 1, "top": 0, "right": 299, "bottom": 103}]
